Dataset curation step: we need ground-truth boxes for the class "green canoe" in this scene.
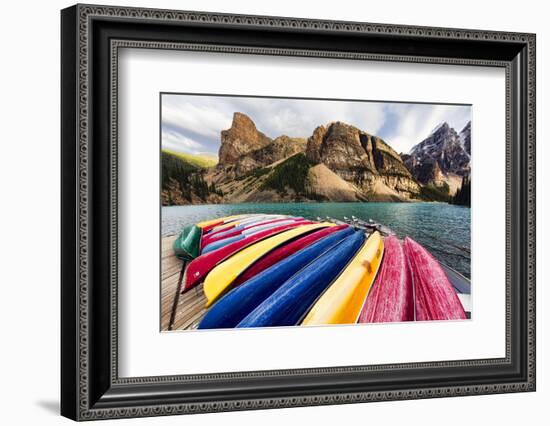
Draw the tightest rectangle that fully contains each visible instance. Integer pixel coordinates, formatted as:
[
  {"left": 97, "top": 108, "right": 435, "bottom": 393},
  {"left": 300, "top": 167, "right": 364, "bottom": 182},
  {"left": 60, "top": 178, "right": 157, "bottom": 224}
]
[{"left": 173, "top": 224, "right": 202, "bottom": 260}]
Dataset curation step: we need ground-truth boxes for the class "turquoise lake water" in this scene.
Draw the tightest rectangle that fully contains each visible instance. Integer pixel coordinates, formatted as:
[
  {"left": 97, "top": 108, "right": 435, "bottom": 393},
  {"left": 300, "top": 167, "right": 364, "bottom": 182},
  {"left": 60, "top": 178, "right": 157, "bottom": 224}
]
[{"left": 162, "top": 202, "right": 471, "bottom": 278}]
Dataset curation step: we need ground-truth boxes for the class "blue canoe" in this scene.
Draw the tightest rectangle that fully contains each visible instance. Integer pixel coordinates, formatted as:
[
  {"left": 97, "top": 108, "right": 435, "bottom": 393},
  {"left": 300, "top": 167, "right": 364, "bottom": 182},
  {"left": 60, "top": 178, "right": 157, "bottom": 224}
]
[
  {"left": 198, "top": 226, "right": 355, "bottom": 329},
  {"left": 201, "top": 234, "right": 245, "bottom": 254},
  {"left": 236, "top": 230, "right": 366, "bottom": 328}
]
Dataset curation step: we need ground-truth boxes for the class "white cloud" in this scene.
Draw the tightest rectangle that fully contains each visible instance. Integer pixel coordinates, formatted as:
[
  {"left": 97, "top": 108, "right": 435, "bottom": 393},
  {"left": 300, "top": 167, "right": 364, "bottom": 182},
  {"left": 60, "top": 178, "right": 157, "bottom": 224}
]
[
  {"left": 162, "top": 96, "right": 233, "bottom": 140},
  {"left": 162, "top": 128, "right": 203, "bottom": 154},
  {"left": 383, "top": 104, "right": 471, "bottom": 154}
]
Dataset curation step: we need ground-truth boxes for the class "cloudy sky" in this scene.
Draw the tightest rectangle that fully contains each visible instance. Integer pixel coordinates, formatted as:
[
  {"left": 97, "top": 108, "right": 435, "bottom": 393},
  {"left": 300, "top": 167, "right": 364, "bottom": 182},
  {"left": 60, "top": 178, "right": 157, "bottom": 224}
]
[{"left": 161, "top": 94, "right": 471, "bottom": 158}]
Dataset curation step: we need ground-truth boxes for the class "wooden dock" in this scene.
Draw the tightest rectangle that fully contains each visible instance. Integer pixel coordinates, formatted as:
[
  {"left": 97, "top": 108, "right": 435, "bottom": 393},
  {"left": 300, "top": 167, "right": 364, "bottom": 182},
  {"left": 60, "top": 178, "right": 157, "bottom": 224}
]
[{"left": 161, "top": 236, "right": 207, "bottom": 331}]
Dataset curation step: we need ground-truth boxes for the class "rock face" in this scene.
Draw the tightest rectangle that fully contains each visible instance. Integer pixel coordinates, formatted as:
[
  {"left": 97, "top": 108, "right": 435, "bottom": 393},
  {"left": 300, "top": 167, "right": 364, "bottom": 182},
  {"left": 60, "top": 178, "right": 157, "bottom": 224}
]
[
  {"left": 306, "top": 121, "right": 420, "bottom": 197},
  {"left": 401, "top": 155, "right": 445, "bottom": 185},
  {"left": 404, "top": 122, "right": 471, "bottom": 179},
  {"left": 305, "top": 164, "right": 362, "bottom": 202},
  {"left": 459, "top": 121, "right": 471, "bottom": 155},
  {"left": 218, "top": 112, "right": 272, "bottom": 165},
  {"left": 233, "top": 135, "right": 307, "bottom": 175},
  {"left": 306, "top": 123, "right": 375, "bottom": 173}
]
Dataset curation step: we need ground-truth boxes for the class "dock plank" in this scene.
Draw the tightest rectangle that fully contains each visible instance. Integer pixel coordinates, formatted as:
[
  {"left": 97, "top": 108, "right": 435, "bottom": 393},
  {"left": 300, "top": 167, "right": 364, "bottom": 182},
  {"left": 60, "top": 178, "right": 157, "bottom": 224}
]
[{"left": 161, "top": 236, "right": 207, "bottom": 331}]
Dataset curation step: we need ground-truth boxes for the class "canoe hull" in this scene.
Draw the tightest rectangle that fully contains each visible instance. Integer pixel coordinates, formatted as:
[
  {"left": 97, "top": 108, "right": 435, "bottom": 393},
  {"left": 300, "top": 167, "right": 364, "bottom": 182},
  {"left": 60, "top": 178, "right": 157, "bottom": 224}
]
[
  {"left": 405, "top": 237, "right": 467, "bottom": 321},
  {"left": 302, "top": 231, "right": 384, "bottom": 325},
  {"left": 358, "top": 235, "right": 414, "bottom": 323},
  {"left": 173, "top": 225, "right": 202, "bottom": 260}
]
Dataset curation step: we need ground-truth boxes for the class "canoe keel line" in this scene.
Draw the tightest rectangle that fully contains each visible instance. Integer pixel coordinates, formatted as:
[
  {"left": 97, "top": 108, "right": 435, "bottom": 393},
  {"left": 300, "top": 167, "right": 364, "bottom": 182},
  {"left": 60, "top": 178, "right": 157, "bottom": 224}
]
[{"left": 165, "top": 213, "right": 470, "bottom": 331}]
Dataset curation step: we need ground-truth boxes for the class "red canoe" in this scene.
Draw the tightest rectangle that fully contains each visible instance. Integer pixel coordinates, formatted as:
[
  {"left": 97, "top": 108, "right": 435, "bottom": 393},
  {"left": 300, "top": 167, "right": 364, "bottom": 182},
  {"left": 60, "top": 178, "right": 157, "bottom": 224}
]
[
  {"left": 358, "top": 235, "right": 414, "bottom": 323},
  {"left": 232, "top": 224, "right": 349, "bottom": 287},
  {"left": 183, "top": 220, "right": 315, "bottom": 293},
  {"left": 200, "top": 217, "right": 298, "bottom": 249},
  {"left": 404, "top": 237, "right": 466, "bottom": 321}
]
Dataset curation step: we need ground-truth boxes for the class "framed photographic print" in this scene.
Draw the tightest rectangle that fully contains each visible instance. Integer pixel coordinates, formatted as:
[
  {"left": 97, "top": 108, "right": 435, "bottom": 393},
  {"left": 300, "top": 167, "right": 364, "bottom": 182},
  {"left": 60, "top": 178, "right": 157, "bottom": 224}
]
[{"left": 61, "top": 4, "right": 536, "bottom": 421}]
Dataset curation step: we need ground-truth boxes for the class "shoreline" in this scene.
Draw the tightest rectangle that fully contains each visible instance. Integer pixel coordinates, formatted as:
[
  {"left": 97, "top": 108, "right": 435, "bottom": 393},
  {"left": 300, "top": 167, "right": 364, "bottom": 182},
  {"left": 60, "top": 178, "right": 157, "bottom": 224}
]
[{"left": 162, "top": 200, "right": 469, "bottom": 208}]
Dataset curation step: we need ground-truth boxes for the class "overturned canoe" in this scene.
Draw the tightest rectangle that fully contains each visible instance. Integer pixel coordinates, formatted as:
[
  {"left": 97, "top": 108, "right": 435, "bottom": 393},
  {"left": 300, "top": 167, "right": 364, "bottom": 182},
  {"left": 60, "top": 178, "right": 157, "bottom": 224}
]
[
  {"left": 198, "top": 226, "right": 355, "bottom": 329},
  {"left": 237, "top": 230, "right": 366, "bottom": 328},
  {"left": 173, "top": 224, "right": 202, "bottom": 260},
  {"left": 404, "top": 237, "right": 466, "bottom": 321},
  {"left": 203, "top": 223, "right": 333, "bottom": 307},
  {"left": 183, "top": 221, "right": 314, "bottom": 293},
  {"left": 358, "top": 235, "right": 414, "bottom": 323},
  {"left": 301, "top": 231, "right": 384, "bottom": 326}
]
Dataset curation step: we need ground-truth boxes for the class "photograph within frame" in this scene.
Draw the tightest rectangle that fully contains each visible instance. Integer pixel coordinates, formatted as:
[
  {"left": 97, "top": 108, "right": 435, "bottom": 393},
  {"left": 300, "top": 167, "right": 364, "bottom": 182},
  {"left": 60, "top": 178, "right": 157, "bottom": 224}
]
[
  {"left": 60, "top": 4, "right": 535, "bottom": 420},
  {"left": 160, "top": 93, "right": 472, "bottom": 332}
]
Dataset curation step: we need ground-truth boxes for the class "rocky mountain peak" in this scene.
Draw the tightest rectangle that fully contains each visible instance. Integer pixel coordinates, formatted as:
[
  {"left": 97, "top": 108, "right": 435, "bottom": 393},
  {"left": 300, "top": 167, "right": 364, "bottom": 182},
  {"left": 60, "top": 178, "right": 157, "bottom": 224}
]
[
  {"left": 230, "top": 112, "right": 257, "bottom": 132},
  {"left": 307, "top": 122, "right": 376, "bottom": 173},
  {"left": 406, "top": 120, "right": 470, "bottom": 177},
  {"left": 409, "top": 122, "right": 452, "bottom": 155},
  {"left": 218, "top": 112, "right": 272, "bottom": 165},
  {"left": 232, "top": 135, "right": 307, "bottom": 176},
  {"left": 459, "top": 121, "right": 471, "bottom": 155},
  {"left": 305, "top": 121, "right": 419, "bottom": 196},
  {"left": 430, "top": 121, "right": 451, "bottom": 135}
]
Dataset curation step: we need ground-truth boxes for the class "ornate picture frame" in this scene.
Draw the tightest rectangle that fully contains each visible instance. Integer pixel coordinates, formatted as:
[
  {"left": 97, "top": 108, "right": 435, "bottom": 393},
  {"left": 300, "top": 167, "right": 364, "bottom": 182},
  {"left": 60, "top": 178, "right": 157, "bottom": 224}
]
[{"left": 61, "top": 4, "right": 535, "bottom": 420}]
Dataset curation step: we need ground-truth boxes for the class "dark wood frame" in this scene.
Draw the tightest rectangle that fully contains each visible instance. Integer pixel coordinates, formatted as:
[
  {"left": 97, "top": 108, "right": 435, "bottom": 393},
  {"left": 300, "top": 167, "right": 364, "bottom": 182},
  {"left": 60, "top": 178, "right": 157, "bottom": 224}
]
[{"left": 61, "top": 4, "right": 536, "bottom": 421}]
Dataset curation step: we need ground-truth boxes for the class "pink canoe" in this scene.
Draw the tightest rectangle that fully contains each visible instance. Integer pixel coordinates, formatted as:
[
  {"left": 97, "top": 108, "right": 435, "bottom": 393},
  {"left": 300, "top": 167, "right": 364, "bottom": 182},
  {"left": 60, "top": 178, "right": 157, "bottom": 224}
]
[
  {"left": 358, "top": 235, "right": 414, "bottom": 323},
  {"left": 182, "top": 220, "right": 314, "bottom": 293},
  {"left": 232, "top": 224, "right": 349, "bottom": 287},
  {"left": 404, "top": 237, "right": 466, "bottom": 321}
]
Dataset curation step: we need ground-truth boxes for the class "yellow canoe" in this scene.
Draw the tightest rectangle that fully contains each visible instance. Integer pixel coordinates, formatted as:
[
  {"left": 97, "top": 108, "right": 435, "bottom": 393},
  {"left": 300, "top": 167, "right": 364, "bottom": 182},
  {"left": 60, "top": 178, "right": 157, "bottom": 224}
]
[
  {"left": 203, "top": 222, "right": 334, "bottom": 307},
  {"left": 197, "top": 214, "right": 255, "bottom": 229},
  {"left": 301, "top": 231, "right": 384, "bottom": 326}
]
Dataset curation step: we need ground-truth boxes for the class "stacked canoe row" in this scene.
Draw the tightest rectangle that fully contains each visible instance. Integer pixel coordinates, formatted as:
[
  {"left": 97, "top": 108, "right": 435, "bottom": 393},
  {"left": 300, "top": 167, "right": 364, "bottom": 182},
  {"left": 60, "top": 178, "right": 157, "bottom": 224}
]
[{"left": 173, "top": 214, "right": 467, "bottom": 329}]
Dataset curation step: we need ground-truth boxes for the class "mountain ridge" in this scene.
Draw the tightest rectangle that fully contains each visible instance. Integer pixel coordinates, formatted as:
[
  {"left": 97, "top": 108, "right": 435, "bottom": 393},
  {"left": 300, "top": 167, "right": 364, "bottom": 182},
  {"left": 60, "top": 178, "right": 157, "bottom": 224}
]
[{"left": 161, "top": 113, "right": 471, "bottom": 205}]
